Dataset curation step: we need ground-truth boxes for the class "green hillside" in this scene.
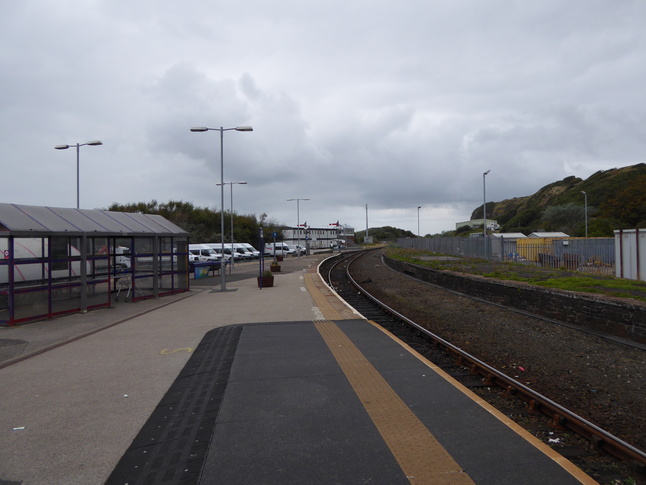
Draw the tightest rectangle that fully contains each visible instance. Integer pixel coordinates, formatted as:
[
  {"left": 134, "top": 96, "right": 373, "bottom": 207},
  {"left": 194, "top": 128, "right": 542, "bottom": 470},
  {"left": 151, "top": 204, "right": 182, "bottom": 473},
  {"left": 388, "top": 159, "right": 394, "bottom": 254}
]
[
  {"left": 355, "top": 226, "right": 416, "bottom": 243},
  {"left": 470, "top": 163, "right": 646, "bottom": 236}
]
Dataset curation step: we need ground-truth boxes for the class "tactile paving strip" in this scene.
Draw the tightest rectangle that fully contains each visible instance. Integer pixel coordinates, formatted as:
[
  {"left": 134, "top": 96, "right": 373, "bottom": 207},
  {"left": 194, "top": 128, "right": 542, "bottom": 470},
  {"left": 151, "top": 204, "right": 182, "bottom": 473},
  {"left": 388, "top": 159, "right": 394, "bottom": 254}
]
[
  {"left": 314, "top": 320, "right": 475, "bottom": 484},
  {"left": 106, "top": 325, "right": 241, "bottom": 485}
]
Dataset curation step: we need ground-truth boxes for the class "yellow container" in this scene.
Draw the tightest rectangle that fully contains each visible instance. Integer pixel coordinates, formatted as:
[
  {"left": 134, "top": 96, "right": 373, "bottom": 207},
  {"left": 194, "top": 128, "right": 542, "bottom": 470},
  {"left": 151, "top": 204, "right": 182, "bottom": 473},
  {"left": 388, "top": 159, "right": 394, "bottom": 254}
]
[{"left": 517, "top": 238, "right": 553, "bottom": 262}]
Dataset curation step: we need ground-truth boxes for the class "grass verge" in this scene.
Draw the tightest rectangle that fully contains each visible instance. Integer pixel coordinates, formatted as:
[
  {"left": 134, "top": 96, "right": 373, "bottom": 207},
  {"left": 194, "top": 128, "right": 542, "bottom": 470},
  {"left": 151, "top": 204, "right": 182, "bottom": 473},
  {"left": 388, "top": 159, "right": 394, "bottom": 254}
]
[{"left": 385, "top": 247, "right": 646, "bottom": 303}]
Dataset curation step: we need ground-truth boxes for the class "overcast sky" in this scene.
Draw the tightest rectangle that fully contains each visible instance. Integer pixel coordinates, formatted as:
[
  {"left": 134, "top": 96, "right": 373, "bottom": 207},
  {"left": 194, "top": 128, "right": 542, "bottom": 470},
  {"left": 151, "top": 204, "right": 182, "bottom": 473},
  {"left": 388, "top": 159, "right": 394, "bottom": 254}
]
[{"left": 2, "top": 1, "right": 645, "bottom": 236}]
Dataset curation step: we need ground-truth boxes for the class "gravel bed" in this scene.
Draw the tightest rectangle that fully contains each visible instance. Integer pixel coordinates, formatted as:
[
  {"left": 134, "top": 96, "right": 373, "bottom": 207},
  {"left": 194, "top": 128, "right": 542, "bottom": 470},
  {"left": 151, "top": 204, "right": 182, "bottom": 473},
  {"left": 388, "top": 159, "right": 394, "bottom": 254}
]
[{"left": 350, "top": 249, "right": 646, "bottom": 481}]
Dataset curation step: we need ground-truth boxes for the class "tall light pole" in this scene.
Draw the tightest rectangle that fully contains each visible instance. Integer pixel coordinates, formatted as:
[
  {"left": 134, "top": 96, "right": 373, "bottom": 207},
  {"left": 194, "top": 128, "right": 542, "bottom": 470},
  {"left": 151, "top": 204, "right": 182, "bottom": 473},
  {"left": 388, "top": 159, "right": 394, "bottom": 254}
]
[
  {"left": 191, "top": 126, "right": 253, "bottom": 291},
  {"left": 54, "top": 140, "right": 103, "bottom": 209},
  {"left": 365, "top": 204, "right": 369, "bottom": 241},
  {"left": 581, "top": 191, "right": 588, "bottom": 237},
  {"left": 287, "top": 198, "right": 309, "bottom": 259},
  {"left": 417, "top": 206, "right": 421, "bottom": 237},
  {"left": 217, "top": 181, "right": 247, "bottom": 273},
  {"left": 483, "top": 169, "right": 491, "bottom": 237}
]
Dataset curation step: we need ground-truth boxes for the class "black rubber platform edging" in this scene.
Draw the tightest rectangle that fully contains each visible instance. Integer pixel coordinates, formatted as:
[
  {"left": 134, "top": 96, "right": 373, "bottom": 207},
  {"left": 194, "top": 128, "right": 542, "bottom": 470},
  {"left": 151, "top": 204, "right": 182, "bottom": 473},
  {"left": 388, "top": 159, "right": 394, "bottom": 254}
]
[{"left": 106, "top": 325, "right": 241, "bottom": 485}]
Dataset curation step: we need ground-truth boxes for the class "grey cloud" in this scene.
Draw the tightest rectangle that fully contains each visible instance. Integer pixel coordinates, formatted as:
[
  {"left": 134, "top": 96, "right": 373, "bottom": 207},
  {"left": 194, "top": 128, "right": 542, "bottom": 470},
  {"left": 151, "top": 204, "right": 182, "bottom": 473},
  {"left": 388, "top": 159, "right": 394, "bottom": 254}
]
[{"left": 1, "top": 0, "right": 645, "bottom": 235}]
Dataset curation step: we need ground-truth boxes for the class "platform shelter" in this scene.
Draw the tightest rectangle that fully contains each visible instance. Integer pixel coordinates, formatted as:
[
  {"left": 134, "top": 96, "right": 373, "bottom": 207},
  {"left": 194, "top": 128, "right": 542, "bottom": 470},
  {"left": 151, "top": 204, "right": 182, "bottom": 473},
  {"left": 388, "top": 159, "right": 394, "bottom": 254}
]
[{"left": 0, "top": 203, "right": 190, "bottom": 326}]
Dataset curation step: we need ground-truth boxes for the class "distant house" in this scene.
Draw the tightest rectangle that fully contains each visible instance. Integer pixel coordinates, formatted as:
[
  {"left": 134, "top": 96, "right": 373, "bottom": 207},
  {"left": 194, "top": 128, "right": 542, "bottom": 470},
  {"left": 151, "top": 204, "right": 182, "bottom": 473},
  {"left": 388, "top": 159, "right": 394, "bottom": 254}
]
[
  {"left": 491, "top": 233, "right": 527, "bottom": 241},
  {"left": 283, "top": 225, "right": 355, "bottom": 249},
  {"left": 528, "top": 232, "right": 569, "bottom": 238},
  {"left": 455, "top": 219, "right": 500, "bottom": 231}
]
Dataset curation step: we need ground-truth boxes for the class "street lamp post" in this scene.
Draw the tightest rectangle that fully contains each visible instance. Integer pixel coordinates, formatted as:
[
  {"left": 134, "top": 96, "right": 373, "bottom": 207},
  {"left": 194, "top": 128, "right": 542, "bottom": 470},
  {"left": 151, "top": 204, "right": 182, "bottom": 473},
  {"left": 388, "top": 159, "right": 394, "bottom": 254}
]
[
  {"left": 287, "top": 198, "right": 309, "bottom": 259},
  {"left": 483, "top": 170, "right": 491, "bottom": 237},
  {"left": 417, "top": 206, "right": 421, "bottom": 237},
  {"left": 217, "top": 181, "right": 247, "bottom": 273},
  {"left": 190, "top": 126, "right": 253, "bottom": 291},
  {"left": 54, "top": 140, "right": 103, "bottom": 209},
  {"left": 581, "top": 191, "right": 588, "bottom": 237}
]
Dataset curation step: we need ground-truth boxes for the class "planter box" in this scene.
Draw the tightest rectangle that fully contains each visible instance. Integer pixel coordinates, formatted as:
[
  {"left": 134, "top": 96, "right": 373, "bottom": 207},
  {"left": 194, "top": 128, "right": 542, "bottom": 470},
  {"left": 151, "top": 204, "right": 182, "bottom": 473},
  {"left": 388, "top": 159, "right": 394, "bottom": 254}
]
[
  {"left": 258, "top": 276, "right": 274, "bottom": 288},
  {"left": 270, "top": 265, "right": 281, "bottom": 272}
]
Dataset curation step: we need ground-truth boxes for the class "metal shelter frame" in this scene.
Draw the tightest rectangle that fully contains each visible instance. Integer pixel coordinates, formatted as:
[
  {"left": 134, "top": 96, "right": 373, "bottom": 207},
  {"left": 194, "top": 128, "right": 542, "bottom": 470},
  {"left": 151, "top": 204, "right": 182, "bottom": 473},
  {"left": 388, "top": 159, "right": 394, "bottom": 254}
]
[{"left": 0, "top": 203, "right": 190, "bottom": 326}]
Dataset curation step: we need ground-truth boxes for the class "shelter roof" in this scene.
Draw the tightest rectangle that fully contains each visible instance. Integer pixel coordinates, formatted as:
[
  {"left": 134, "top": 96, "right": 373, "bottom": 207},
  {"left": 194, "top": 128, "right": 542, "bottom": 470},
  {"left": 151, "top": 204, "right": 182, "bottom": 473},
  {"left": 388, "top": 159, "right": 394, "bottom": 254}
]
[{"left": 0, "top": 203, "right": 188, "bottom": 237}]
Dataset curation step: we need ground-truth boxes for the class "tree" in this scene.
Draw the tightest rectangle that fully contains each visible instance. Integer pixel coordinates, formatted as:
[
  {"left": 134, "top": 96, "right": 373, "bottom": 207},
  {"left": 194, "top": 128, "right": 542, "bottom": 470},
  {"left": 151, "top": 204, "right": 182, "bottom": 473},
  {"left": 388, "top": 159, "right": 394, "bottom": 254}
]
[
  {"left": 587, "top": 218, "right": 617, "bottom": 237},
  {"left": 540, "top": 203, "right": 586, "bottom": 234},
  {"left": 355, "top": 226, "right": 415, "bottom": 242},
  {"left": 502, "top": 206, "right": 542, "bottom": 233},
  {"left": 454, "top": 225, "right": 472, "bottom": 235},
  {"left": 104, "top": 199, "right": 264, "bottom": 245},
  {"left": 601, "top": 174, "right": 646, "bottom": 227},
  {"left": 471, "top": 202, "right": 496, "bottom": 220}
]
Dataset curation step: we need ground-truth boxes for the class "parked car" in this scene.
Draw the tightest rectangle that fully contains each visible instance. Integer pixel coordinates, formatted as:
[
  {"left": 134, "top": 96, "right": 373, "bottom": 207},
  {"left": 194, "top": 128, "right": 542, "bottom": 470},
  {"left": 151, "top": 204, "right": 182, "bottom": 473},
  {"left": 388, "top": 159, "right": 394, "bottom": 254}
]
[{"left": 291, "top": 244, "right": 307, "bottom": 255}]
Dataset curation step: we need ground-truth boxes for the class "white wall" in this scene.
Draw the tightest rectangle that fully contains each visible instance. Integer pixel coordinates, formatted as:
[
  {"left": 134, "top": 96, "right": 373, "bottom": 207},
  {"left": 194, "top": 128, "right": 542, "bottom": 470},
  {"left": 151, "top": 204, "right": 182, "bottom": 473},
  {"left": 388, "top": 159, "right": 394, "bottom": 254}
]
[{"left": 615, "top": 229, "right": 646, "bottom": 281}]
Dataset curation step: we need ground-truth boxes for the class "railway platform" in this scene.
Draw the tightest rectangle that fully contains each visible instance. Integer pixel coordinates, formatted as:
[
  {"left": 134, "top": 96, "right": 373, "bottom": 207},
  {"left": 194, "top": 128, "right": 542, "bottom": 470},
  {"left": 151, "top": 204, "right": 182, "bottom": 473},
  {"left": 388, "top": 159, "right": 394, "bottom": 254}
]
[{"left": 0, "top": 255, "right": 595, "bottom": 484}]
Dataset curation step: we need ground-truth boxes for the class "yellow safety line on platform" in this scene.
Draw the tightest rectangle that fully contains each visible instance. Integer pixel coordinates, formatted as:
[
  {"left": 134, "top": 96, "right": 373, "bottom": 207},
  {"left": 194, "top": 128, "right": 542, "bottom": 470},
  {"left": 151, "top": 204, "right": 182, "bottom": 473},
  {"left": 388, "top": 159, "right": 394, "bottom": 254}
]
[
  {"left": 306, "top": 269, "right": 592, "bottom": 483},
  {"left": 364, "top": 320, "right": 598, "bottom": 485},
  {"left": 314, "top": 320, "right": 475, "bottom": 484},
  {"left": 304, "top": 273, "right": 346, "bottom": 321}
]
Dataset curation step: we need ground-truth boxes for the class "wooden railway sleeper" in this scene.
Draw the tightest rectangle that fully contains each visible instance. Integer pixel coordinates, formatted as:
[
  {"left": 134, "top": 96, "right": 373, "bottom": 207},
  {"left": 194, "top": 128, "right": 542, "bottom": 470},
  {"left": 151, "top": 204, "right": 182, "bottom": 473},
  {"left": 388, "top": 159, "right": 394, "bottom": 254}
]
[
  {"left": 527, "top": 399, "right": 539, "bottom": 414},
  {"left": 549, "top": 412, "right": 567, "bottom": 430},
  {"left": 502, "top": 385, "right": 517, "bottom": 398}
]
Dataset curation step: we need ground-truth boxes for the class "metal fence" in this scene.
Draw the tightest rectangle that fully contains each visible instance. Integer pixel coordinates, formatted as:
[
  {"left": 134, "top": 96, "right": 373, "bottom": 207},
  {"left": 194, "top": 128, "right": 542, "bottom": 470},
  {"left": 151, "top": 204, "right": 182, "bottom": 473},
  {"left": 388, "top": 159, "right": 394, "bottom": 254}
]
[{"left": 397, "top": 237, "right": 616, "bottom": 276}]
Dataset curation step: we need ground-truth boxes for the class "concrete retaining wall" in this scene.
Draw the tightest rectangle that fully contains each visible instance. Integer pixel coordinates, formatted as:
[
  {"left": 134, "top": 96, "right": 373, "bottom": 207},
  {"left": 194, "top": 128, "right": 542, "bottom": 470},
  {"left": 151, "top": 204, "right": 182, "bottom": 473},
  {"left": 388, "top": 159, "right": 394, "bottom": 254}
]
[{"left": 384, "top": 256, "right": 646, "bottom": 345}]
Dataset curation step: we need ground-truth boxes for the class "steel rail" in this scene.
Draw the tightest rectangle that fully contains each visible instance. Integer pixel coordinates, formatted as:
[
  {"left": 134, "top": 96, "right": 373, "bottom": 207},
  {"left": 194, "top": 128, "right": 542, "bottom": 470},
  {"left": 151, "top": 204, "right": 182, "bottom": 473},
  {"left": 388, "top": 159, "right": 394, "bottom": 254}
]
[{"left": 328, "top": 250, "right": 646, "bottom": 472}]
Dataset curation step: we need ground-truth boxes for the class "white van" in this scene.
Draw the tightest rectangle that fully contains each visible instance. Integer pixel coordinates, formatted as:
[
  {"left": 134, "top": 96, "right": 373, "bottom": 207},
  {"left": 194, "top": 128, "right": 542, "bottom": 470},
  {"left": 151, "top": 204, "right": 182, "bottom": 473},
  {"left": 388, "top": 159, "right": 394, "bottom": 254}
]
[
  {"left": 231, "top": 243, "right": 254, "bottom": 260},
  {"left": 188, "top": 244, "right": 221, "bottom": 263},
  {"left": 205, "top": 243, "right": 242, "bottom": 262},
  {"left": 240, "top": 243, "right": 260, "bottom": 258},
  {"left": 264, "top": 242, "right": 294, "bottom": 257},
  {"left": 0, "top": 238, "right": 88, "bottom": 284}
]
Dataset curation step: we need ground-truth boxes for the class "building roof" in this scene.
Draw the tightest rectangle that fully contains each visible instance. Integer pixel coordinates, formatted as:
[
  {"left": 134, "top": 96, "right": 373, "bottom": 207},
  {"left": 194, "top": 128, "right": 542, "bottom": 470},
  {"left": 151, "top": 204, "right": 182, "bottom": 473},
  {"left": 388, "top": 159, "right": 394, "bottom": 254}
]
[
  {"left": 490, "top": 233, "right": 527, "bottom": 239},
  {"left": 0, "top": 203, "right": 188, "bottom": 237},
  {"left": 527, "top": 232, "right": 569, "bottom": 238}
]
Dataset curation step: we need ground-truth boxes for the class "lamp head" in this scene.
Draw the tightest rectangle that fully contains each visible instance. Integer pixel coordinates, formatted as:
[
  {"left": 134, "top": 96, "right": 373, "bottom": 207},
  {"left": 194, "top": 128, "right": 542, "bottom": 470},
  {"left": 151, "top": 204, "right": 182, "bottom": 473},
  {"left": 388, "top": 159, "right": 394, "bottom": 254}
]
[
  {"left": 484, "top": 169, "right": 491, "bottom": 176},
  {"left": 190, "top": 127, "right": 209, "bottom": 132},
  {"left": 86, "top": 140, "right": 103, "bottom": 146},
  {"left": 235, "top": 126, "right": 253, "bottom": 132},
  {"left": 55, "top": 145, "right": 70, "bottom": 150}
]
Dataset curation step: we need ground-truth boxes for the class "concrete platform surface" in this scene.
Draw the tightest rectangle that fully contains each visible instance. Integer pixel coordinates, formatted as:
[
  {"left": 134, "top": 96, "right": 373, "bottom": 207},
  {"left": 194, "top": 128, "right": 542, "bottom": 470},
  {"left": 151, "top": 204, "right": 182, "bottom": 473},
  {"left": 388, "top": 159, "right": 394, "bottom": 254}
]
[
  {"left": 0, "top": 254, "right": 594, "bottom": 484},
  {"left": 0, "top": 256, "right": 326, "bottom": 485}
]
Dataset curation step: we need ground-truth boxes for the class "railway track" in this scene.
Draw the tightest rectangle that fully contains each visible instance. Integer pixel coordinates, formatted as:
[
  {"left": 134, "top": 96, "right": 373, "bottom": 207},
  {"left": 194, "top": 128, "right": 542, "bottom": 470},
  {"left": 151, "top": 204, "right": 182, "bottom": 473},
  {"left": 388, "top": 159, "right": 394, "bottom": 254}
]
[{"left": 320, "top": 249, "right": 646, "bottom": 483}]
